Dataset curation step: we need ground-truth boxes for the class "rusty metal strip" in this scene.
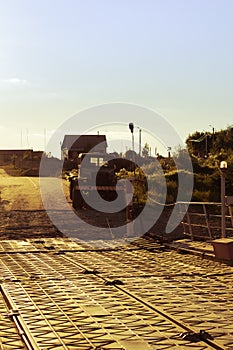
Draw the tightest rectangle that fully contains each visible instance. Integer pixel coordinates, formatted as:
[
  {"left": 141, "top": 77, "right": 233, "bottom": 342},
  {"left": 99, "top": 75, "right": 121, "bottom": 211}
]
[{"left": 0, "top": 286, "right": 27, "bottom": 349}]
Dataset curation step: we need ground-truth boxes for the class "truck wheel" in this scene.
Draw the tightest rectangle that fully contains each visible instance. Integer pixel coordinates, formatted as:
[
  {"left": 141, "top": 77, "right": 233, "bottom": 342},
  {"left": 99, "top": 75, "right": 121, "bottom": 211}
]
[
  {"left": 72, "top": 189, "right": 84, "bottom": 209},
  {"left": 69, "top": 181, "right": 73, "bottom": 200},
  {"left": 104, "top": 190, "right": 117, "bottom": 201}
]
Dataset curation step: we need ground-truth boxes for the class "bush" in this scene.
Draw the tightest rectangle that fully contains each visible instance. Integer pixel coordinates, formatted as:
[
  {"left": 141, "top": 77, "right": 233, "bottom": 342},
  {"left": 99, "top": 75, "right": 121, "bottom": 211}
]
[
  {"left": 192, "top": 189, "right": 211, "bottom": 202},
  {"left": 117, "top": 167, "right": 148, "bottom": 205}
]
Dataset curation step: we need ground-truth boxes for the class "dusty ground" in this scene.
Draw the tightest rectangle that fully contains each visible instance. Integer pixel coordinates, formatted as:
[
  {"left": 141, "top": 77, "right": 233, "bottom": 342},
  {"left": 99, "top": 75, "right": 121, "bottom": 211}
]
[
  {"left": 0, "top": 168, "right": 183, "bottom": 241},
  {"left": 0, "top": 168, "right": 128, "bottom": 240},
  {"left": 0, "top": 169, "right": 46, "bottom": 210}
]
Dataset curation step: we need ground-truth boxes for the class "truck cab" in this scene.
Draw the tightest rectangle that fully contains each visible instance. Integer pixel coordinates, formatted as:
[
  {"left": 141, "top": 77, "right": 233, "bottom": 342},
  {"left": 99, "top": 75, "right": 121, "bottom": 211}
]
[{"left": 69, "top": 153, "right": 117, "bottom": 209}]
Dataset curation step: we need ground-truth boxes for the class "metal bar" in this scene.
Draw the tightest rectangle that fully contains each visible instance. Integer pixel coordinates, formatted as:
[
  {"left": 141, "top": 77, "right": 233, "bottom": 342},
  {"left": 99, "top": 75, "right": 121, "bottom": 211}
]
[
  {"left": 185, "top": 204, "right": 193, "bottom": 240},
  {"left": 202, "top": 204, "right": 212, "bottom": 239},
  {"left": 74, "top": 185, "right": 124, "bottom": 191},
  {"left": 1, "top": 285, "right": 39, "bottom": 350},
  {"left": 228, "top": 205, "right": 233, "bottom": 228}
]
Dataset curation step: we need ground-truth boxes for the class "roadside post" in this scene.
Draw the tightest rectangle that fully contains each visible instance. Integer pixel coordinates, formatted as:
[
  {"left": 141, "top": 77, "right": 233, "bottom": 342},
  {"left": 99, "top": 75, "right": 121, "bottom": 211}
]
[
  {"left": 220, "top": 160, "right": 227, "bottom": 238},
  {"left": 212, "top": 161, "right": 233, "bottom": 262},
  {"left": 125, "top": 179, "right": 134, "bottom": 237}
]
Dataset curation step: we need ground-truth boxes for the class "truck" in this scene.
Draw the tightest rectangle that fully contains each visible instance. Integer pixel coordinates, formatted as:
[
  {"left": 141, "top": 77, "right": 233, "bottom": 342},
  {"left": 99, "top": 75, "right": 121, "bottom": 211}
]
[{"left": 69, "top": 153, "right": 124, "bottom": 209}]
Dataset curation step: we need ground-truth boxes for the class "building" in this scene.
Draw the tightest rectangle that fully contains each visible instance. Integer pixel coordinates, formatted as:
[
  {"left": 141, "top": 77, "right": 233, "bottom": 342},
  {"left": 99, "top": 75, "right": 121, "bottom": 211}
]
[
  {"left": 0, "top": 149, "right": 34, "bottom": 166},
  {"left": 61, "top": 135, "right": 107, "bottom": 160},
  {"left": 0, "top": 149, "right": 44, "bottom": 167}
]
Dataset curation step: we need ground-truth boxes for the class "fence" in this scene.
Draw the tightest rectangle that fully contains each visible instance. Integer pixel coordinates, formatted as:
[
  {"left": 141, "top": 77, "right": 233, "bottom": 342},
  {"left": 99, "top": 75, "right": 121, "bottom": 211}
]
[
  {"left": 178, "top": 201, "right": 233, "bottom": 241},
  {"left": 148, "top": 196, "right": 233, "bottom": 241}
]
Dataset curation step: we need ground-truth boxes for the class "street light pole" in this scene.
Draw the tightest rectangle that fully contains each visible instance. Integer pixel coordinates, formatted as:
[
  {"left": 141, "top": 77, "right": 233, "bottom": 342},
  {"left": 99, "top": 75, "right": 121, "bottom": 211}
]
[
  {"left": 209, "top": 124, "right": 215, "bottom": 136},
  {"left": 129, "top": 122, "right": 142, "bottom": 157},
  {"left": 129, "top": 122, "right": 134, "bottom": 152},
  {"left": 167, "top": 146, "right": 171, "bottom": 158},
  {"left": 220, "top": 161, "right": 227, "bottom": 238}
]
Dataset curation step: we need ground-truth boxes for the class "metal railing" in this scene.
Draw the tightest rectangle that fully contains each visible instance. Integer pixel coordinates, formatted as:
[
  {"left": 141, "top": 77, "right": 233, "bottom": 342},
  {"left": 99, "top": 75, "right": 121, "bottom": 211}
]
[
  {"left": 178, "top": 201, "right": 233, "bottom": 241},
  {"left": 148, "top": 196, "right": 233, "bottom": 241}
]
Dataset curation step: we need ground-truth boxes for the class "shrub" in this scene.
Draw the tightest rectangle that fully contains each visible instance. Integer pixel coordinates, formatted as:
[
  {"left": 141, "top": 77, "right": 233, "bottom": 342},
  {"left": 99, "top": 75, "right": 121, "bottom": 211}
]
[
  {"left": 192, "top": 189, "right": 211, "bottom": 202},
  {"left": 117, "top": 167, "right": 147, "bottom": 205}
]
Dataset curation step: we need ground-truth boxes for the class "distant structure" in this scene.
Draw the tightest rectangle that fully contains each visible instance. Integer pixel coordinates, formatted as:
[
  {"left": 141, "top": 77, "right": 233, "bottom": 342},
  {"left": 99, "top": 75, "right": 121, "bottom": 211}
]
[
  {"left": 61, "top": 135, "right": 107, "bottom": 161},
  {"left": 0, "top": 149, "right": 43, "bottom": 166}
]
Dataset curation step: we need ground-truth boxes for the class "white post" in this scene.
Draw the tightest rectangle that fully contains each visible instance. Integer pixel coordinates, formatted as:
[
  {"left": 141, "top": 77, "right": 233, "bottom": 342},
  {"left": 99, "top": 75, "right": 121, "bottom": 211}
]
[
  {"left": 220, "top": 161, "right": 227, "bottom": 238},
  {"left": 125, "top": 180, "right": 134, "bottom": 237},
  {"left": 221, "top": 171, "right": 226, "bottom": 238}
]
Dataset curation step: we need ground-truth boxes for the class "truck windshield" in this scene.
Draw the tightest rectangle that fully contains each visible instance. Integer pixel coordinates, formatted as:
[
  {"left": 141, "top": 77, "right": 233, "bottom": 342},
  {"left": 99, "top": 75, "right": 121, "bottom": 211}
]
[{"left": 90, "top": 157, "right": 104, "bottom": 166}]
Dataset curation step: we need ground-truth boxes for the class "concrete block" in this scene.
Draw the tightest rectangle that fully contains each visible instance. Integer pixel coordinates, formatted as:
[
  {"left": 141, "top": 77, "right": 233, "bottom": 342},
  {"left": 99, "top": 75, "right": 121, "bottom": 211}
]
[{"left": 212, "top": 238, "right": 233, "bottom": 260}]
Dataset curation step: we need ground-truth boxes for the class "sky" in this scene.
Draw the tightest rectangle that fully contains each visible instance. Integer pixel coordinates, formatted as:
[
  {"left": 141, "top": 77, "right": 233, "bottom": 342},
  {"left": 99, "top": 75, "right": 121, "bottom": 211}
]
[{"left": 0, "top": 0, "right": 233, "bottom": 157}]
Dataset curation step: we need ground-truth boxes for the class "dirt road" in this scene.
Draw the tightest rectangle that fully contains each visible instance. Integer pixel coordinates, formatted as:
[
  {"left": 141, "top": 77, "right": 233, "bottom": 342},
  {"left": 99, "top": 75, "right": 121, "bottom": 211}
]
[
  {"left": 0, "top": 168, "right": 182, "bottom": 241},
  {"left": 0, "top": 169, "right": 43, "bottom": 210},
  {"left": 0, "top": 169, "right": 126, "bottom": 240},
  {"left": 0, "top": 168, "right": 72, "bottom": 210},
  {"left": 0, "top": 169, "right": 70, "bottom": 239}
]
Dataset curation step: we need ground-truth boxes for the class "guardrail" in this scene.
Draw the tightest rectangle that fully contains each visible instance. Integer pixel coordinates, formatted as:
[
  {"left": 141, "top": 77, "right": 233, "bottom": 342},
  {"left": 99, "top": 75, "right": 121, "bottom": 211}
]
[
  {"left": 178, "top": 201, "right": 233, "bottom": 241},
  {"left": 148, "top": 197, "right": 233, "bottom": 241}
]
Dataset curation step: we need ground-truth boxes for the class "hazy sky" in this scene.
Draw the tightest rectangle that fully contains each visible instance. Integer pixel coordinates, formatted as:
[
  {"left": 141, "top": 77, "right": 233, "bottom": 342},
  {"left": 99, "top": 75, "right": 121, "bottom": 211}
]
[{"left": 0, "top": 0, "right": 233, "bottom": 156}]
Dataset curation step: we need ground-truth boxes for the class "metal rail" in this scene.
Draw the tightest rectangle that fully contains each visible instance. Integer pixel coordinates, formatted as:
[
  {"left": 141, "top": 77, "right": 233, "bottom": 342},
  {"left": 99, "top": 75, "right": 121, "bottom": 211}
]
[
  {"left": 148, "top": 198, "right": 233, "bottom": 241},
  {"left": 0, "top": 286, "right": 26, "bottom": 349}
]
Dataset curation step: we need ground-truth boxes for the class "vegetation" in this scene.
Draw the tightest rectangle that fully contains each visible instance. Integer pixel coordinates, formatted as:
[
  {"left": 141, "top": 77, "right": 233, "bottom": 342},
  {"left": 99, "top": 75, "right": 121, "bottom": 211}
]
[
  {"left": 116, "top": 167, "right": 148, "bottom": 205},
  {"left": 185, "top": 126, "right": 233, "bottom": 202},
  {"left": 5, "top": 126, "right": 230, "bottom": 203},
  {"left": 186, "top": 126, "right": 233, "bottom": 159},
  {"left": 116, "top": 126, "right": 233, "bottom": 204},
  {"left": 142, "top": 142, "right": 150, "bottom": 158}
]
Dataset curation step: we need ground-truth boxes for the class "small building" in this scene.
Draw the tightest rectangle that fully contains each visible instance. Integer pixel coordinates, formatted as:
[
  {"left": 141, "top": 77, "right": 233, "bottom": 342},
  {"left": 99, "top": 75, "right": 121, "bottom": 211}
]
[
  {"left": 0, "top": 149, "right": 44, "bottom": 167},
  {"left": 61, "top": 135, "right": 107, "bottom": 160},
  {"left": 0, "top": 149, "right": 31, "bottom": 166}
]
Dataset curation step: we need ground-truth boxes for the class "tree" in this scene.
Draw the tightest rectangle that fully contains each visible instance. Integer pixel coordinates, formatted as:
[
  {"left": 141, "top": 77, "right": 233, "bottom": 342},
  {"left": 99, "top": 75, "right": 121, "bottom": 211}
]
[{"left": 142, "top": 143, "right": 150, "bottom": 158}]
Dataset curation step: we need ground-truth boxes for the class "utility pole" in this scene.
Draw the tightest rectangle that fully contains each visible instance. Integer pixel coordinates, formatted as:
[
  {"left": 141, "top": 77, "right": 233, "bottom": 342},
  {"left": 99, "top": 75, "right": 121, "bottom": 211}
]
[
  {"left": 139, "top": 128, "right": 142, "bottom": 157},
  {"left": 44, "top": 128, "right": 47, "bottom": 151},
  {"left": 205, "top": 132, "right": 208, "bottom": 157}
]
